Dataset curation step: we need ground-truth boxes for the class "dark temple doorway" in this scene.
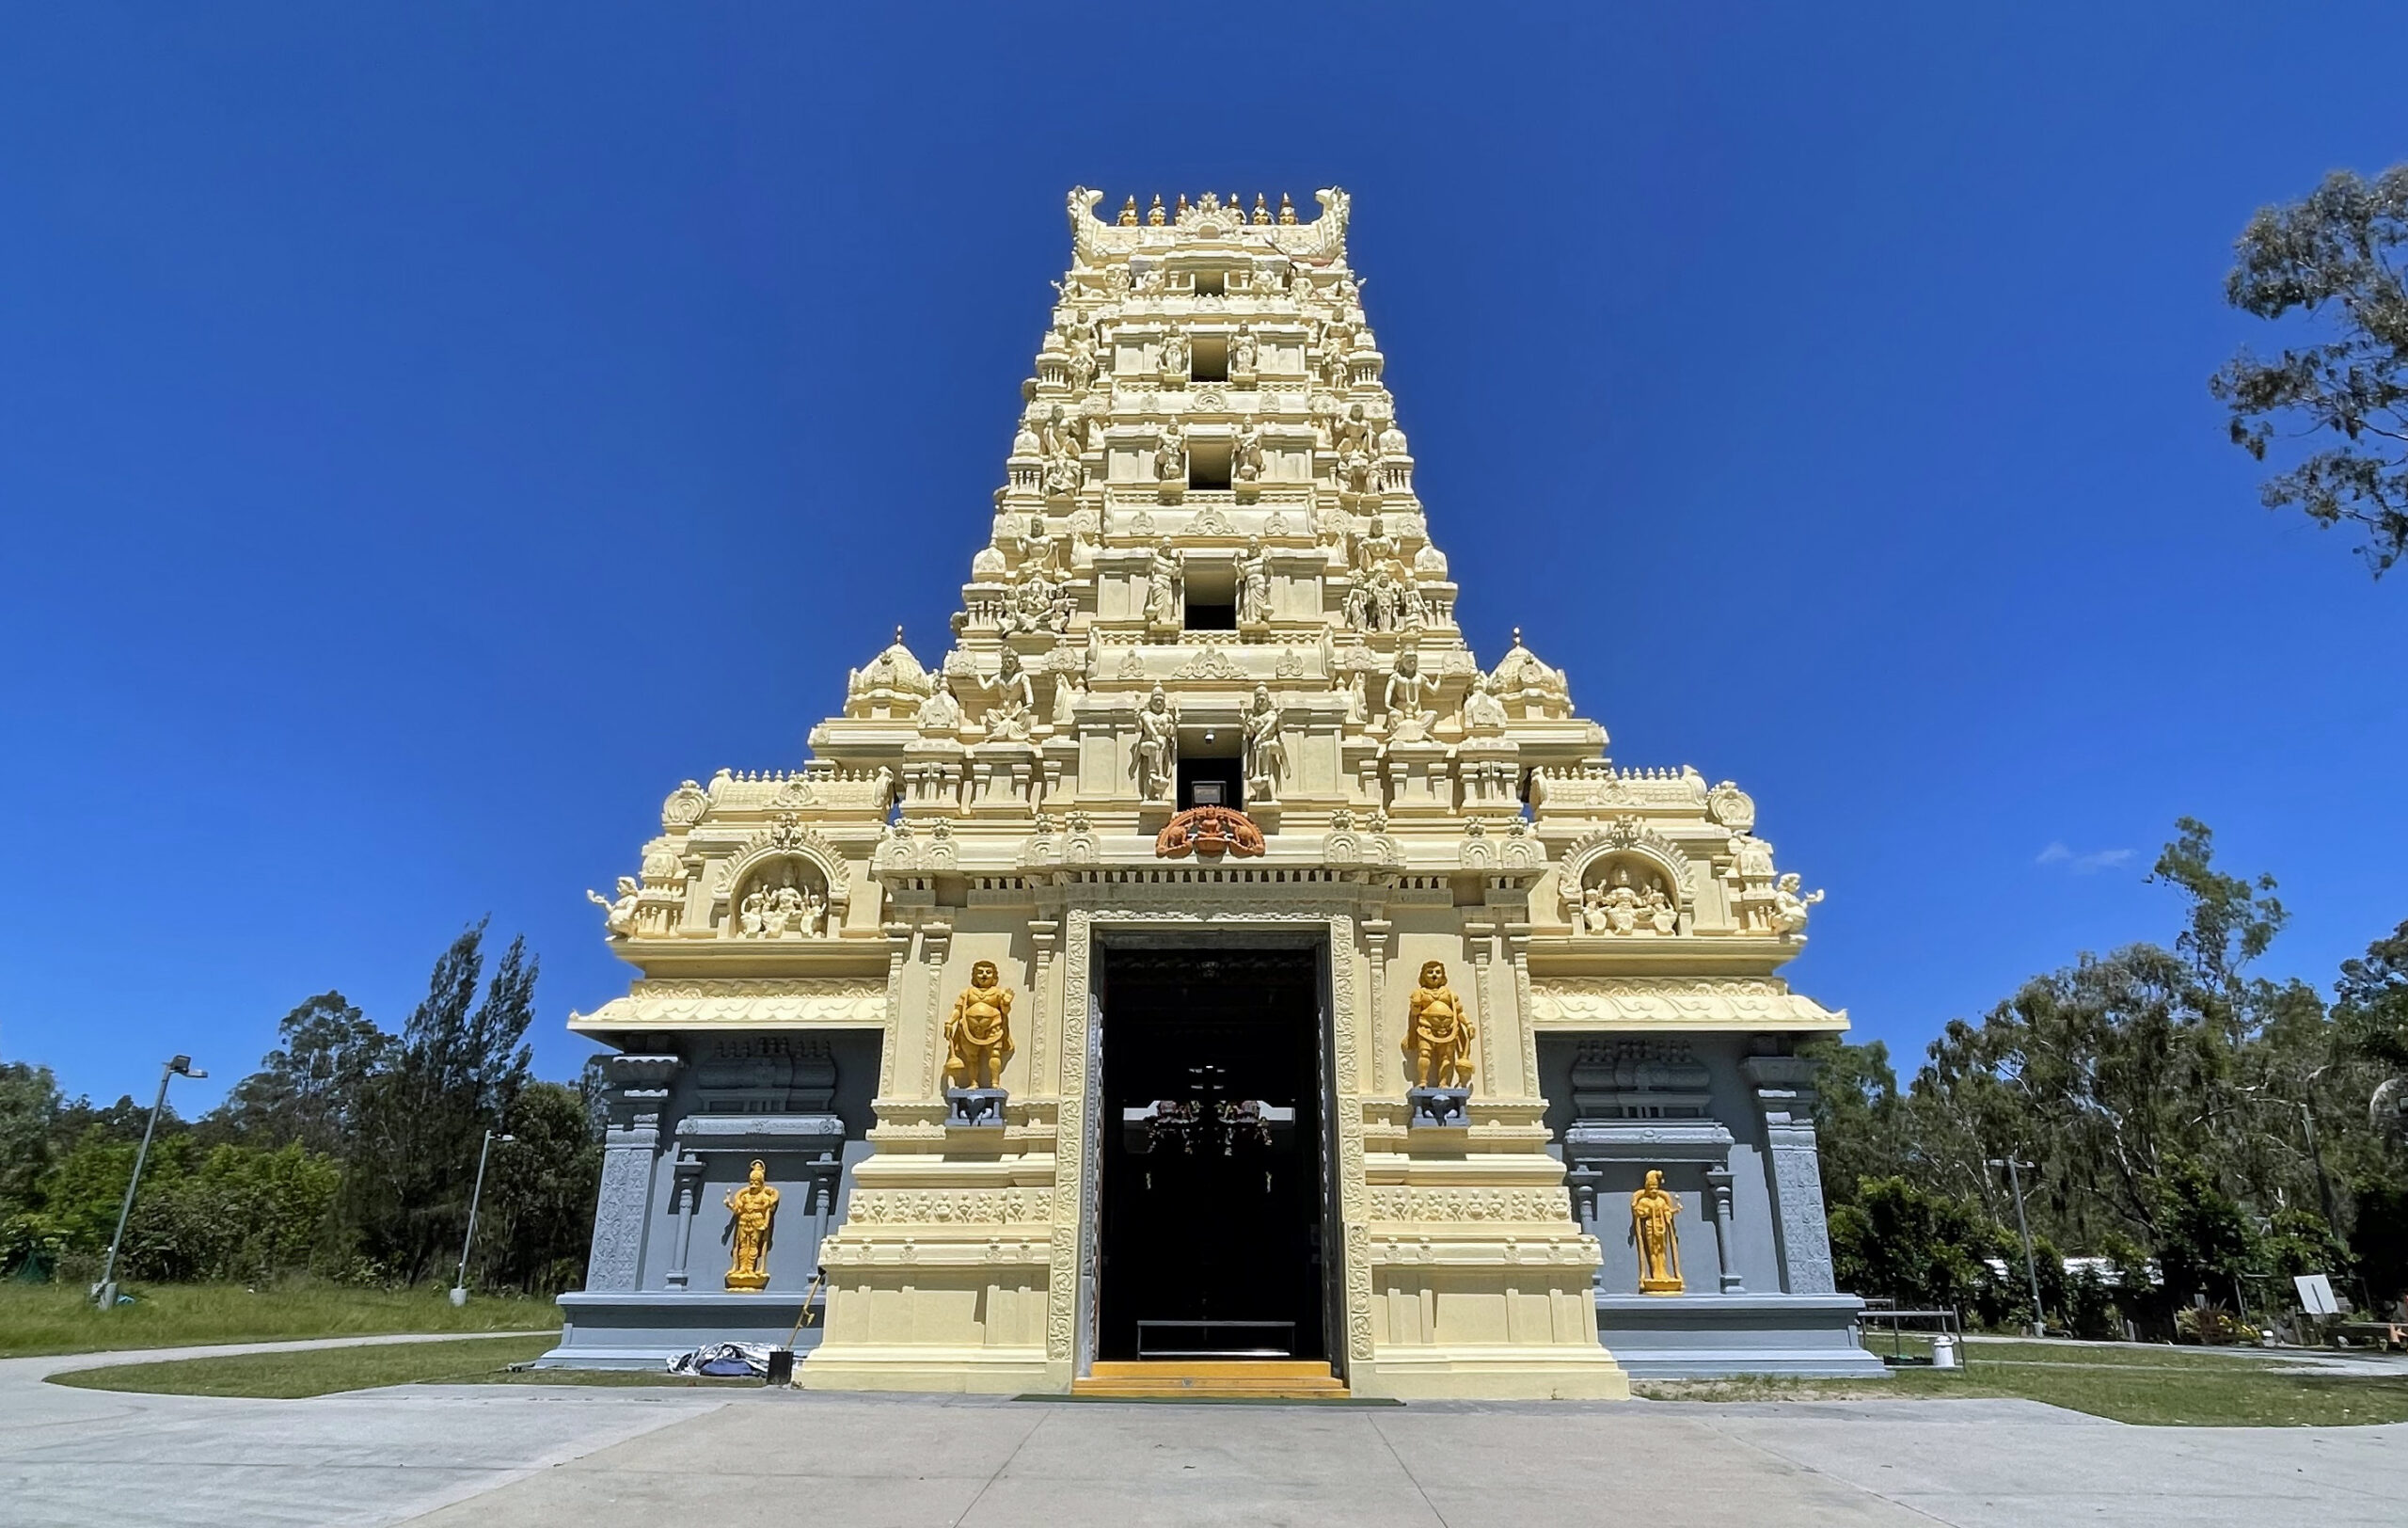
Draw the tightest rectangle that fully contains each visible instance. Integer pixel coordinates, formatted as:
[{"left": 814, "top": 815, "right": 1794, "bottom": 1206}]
[{"left": 1096, "top": 945, "right": 1327, "bottom": 1363}]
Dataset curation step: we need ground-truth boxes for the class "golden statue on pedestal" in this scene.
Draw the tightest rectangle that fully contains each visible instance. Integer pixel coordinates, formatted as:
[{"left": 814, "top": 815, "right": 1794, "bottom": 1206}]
[
  {"left": 722, "top": 1158, "right": 779, "bottom": 1292},
  {"left": 1631, "top": 1169, "right": 1685, "bottom": 1294},
  {"left": 1402, "top": 961, "right": 1475, "bottom": 1090},
  {"left": 944, "top": 960, "right": 1015, "bottom": 1090}
]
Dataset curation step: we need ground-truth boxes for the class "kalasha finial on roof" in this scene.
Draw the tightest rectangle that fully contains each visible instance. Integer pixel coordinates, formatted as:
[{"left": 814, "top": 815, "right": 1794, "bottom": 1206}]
[
  {"left": 1277, "top": 193, "right": 1297, "bottom": 225},
  {"left": 1118, "top": 196, "right": 1139, "bottom": 227},
  {"left": 1148, "top": 194, "right": 1166, "bottom": 227},
  {"left": 1253, "top": 194, "right": 1272, "bottom": 225}
]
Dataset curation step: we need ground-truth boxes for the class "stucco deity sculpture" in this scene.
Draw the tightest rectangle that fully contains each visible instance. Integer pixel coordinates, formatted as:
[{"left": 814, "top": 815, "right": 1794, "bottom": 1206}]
[
  {"left": 1236, "top": 537, "right": 1271, "bottom": 625},
  {"left": 1133, "top": 685, "right": 1180, "bottom": 803},
  {"left": 1145, "top": 541, "right": 1182, "bottom": 626},
  {"left": 1230, "top": 325, "right": 1259, "bottom": 377},
  {"left": 1234, "top": 419, "right": 1265, "bottom": 484},
  {"left": 1402, "top": 961, "right": 1474, "bottom": 1090},
  {"left": 1155, "top": 422, "right": 1188, "bottom": 484},
  {"left": 585, "top": 876, "right": 639, "bottom": 939},
  {"left": 915, "top": 675, "right": 963, "bottom": 735},
  {"left": 1161, "top": 330, "right": 1191, "bottom": 382},
  {"left": 1770, "top": 873, "right": 1825, "bottom": 938},
  {"left": 1020, "top": 515, "right": 1056, "bottom": 574},
  {"left": 1335, "top": 401, "right": 1372, "bottom": 458},
  {"left": 1581, "top": 864, "right": 1676, "bottom": 937},
  {"left": 1630, "top": 1170, "right": 1684, "bottom": 1294},
  {"left": 1384, "top": 647, "right": 1434, "bottom": 740},
  {"left": 944, "top": 960, "right": 1015, "bottom": 1090},
  {"left": 722, "top": 1159, "right": 779, "bottom": 1292},
  {"left": 1461, "top": 673, "right": 1508, "bottom": 733},
  {"left": 740, "top": 871, "right": 826, "bottom": 939},
  {"left": 1051, "top": 671, "right": 1083, "bottom": 729},
  {"left": 988, "top": 648, "right": 1037, "bottom": 740},
  {"left": 1242, "top": 684, "right": 1287, "bottom": 803}
]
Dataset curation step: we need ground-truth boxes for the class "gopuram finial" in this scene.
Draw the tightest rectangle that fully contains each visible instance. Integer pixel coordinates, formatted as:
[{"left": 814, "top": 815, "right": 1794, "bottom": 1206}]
[
  {"left": 1118, "top": 196, "right": 1139, "bottom": 226},
  {"left": 1253, "top": 193, "right": 1271, "bottom": 225},
  {"left": 1148, "top": 194, "right": 1166, "bottom": 227},
  {"left": 1277, "top": 193, "right": 1297, "bottom": 225}
]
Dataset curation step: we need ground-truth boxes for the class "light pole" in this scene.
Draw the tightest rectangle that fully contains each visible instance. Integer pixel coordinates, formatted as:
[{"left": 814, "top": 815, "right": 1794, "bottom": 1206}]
[
  {"left": 1987, "top": 1156, "right": 2046, "bottom": 1336},
  {"left": 96, "top": 1055, "right": 206, "bottom": 1309},
  {"left": 450, "top": 1129, "right": 515, "bottom": 1306}
]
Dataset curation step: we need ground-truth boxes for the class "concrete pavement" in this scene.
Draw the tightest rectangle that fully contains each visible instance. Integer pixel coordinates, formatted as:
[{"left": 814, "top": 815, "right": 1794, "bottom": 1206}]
[{"left": 3, "top": 1338, "right": 2402, "bottom": 1527}]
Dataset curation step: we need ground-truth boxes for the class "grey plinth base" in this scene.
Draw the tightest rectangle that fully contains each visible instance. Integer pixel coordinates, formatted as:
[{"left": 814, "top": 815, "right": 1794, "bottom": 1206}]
[
  {"left": 536, "top": 1290, "right": 828, "bottom": 1370},
  {"left": 1406, "top": 1086, "right": 1470, "bottom": 1127},
  {"left": 946, "top": 1087, "right": 1006, "bottom": 1127},
  {"left": 1594, "top": 1293, "right": 1890, "bottom": 1379}
]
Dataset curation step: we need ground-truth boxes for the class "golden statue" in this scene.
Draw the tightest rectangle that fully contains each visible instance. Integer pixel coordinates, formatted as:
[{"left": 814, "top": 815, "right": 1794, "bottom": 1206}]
[
  {"left": 1631, "top": 1169, "right": 1685, "bottom": 1294},
  {"left": 944, "top": 960, "right": 1015, "bottom": 1090},
  {"left": 722, "top": 1158, "right": 779, "bottom": 1292},
  {"left": 1402, "top": 961, "right": 1474, "bottom": 1090}
]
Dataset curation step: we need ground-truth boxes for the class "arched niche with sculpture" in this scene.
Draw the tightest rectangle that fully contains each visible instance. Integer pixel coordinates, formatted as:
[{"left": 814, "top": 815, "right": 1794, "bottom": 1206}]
[
  {"left": 717, "top": 818, "right": 852, "bottom": 940},
  {"left": 1560, "top": 823, "right": 1690, "bottom": 938}
]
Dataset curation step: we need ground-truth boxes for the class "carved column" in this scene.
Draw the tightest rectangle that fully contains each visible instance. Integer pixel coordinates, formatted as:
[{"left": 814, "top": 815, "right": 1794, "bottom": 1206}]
[
  {"left": 1029, "top": 917, "right": 1060, "bottom": 1096},
  {"left": 1742, "top": 1054, "right": 1836, "bottom": 1294},
  {"left": 1705, "top": 1165, "right": 1744, "bottom": 1293},
  {"left": 1463, "top": 915, "right": 1499, "bottom": 1100},
  {"left": 585, "top": 1053, "right": 679, "bottom": 1294},
  {"left": 877, "top": 921, "right": 912, "bottom": 1097}
]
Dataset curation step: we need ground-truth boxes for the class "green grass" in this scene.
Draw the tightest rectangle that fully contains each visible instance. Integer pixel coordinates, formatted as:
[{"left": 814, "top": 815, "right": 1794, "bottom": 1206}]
[
  {"left": 1633, "top": 1339, "right": 2408, "bottom": 1426},
  {"left": 47, "top": 1334, "right": 558, "bottom": 1398},
  {"left": 0, "top": 1281, "right": 558, "bottom": 1359}
]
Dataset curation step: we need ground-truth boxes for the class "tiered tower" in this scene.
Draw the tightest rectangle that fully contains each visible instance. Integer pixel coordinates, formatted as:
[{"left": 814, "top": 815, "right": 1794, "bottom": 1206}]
[{"left": 550, "top": 188, "right": 1880, "bottom": 1395}]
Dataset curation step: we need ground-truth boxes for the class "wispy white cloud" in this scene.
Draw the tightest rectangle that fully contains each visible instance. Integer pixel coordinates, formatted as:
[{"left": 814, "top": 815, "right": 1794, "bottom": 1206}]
[{"left": 2036, "top": 842, "right": 2134, "bottom": 875}]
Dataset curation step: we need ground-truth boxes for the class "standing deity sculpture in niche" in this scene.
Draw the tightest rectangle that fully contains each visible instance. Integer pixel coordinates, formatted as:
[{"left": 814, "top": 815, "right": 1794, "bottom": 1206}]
[
  {"left": 1402, "top": 961, "right": 1475, "bottom": 1090},
  {"left": 1229, "top": 325, "right": 1259, "bottom": 378},
  {"left": 1242, "top": 684, "right": 1287, "bottom": 803},
  {"left": 1236, "top": 537, "right": 1271, "bottom": 625},
  {"left": 1155, "top": 422, "right": 1188, "bottom": 484},
  {"left": 1233, "top": 419, "right": 1266, "bottom": 485},
  {"left": 1161, "top": 329, "right": 1191, "bottom": 382},
  {"left": 1145, "top": 540, "right": 1183, "bottom": 626},
  {"left": 722, "top": 1159, "right": 780, "bottom": 1292},
  {"left": 1133, "top": 685, "right": 1180, "bottom": 803},
  {"left": 944, "top": 960, "right": 1015, "bottom": 1090},
  {"left": 1630, "top": 1170, "right": 1685, "bottom": 1294}
]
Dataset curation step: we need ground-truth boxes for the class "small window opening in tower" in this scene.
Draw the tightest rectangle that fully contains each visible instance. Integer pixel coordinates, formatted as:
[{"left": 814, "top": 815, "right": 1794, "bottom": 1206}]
[
  {"left": 1188, "top": 438, "right": 1233, "bottom": 492},
  {"left": 1190, "top": 334, "right": 1228, "bottom": 383},
  {"left": 1183, "top": 560, "right": 1236, "bottom": 630},
  {"left": 1192, "top": 269, "right": 1226, "bottom": 297}
]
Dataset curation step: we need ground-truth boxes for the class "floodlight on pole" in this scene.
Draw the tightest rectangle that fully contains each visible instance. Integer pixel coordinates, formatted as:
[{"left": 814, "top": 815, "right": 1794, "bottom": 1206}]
[
  {"left": 96, "top": 1056, "right": 207, "bottom": 1309},
  {"left": 1987, "top": 1157, "right": 2044, "bottom": 1335},
  {"left": 450, "top": 1128, "right": 516, "bottom": 1306}
]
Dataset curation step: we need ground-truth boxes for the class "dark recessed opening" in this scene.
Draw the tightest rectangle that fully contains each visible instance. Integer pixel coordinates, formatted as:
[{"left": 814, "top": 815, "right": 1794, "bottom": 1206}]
[
  {"left": 1189, "top": 439, "right": 1232, "bottom": 490},
  {"left": 1193, "top": 270, "right": 1226, "bottom": 297},
  {"left": 1184, "top": 601, "right": 1236, "bottom": 631},
  {"left": 1192, "top": 335, "right": 1228, "bottom": 382},
  {"left": 1177, "top": 753, "right": 1244, "bottom": 810}
]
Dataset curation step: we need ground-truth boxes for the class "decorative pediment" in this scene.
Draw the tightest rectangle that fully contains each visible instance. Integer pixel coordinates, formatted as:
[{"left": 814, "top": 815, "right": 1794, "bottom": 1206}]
[{"left": 724, "top": 815, "right": 852, "bottom": 911}]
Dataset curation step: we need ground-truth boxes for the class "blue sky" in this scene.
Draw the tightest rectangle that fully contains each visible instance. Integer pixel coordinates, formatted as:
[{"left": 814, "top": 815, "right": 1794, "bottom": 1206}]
[{"left": 4, "top": 5, "right": 2401, "bottom": 1109}]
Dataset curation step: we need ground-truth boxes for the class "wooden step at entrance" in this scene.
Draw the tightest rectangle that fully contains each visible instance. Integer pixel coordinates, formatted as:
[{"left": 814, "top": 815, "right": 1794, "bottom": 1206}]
[{"left": 1072, "top": 1361, "right": 1349, "bottom": 1399}]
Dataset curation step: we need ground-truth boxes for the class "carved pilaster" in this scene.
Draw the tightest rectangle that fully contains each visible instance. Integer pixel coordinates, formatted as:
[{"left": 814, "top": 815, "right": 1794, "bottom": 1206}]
[
  {"left": 1360, "top": 915, "right": 1392, "bottom": 1092},
  {"left": 876, "top": 921, "right": 912, "bottom": 1097},
  {"left": 1029, "top": 917, "right": 1060, "bottom": 1096},
  {"left": 664, "top": 1150, "right": 705, "bottom": 1289},
  {"left": 919, "top": 920, "right": 954, "bottom": 1097},
  {"left": 1464, "top": 915, "right": 1499, "bottom": 1101},
  {"left": 1705, "top": 1164, "right": 1743, "bottom": 1293},
  {"left": 585, "top": 1053, "right": 679, "bottom": 1294},
  {"left": 1504, "top": 924, "right": 1538, "bottom": 1100},
  {"left": 1742, "top": 1054, "right": 1836, "bottom": 1295}
]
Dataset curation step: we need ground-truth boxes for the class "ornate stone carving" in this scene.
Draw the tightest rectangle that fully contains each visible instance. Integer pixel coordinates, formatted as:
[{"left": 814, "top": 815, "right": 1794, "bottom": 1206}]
[
  {"left": 722, "top": 1159, "right": 779, "bottom": 1291},
  {"left": 1153, "top": 805, "right": 1266, "bottom": 859},
  {"left": 1241, "top": 684, "right": 1287, "bottom": 802},
  {"left": 944, "top": 960, "right": 1014, "bottom": 1090},
  {"left": 1630, "top": 1170, "right": 1684, "bottom": 1294},
  {"left": 1402, "top": 961, "right": 1474, "bottom": 1090},
  {"left": 1133, "top": 685, "right": 1178, "bottom": 802},
  {"left": 661, "top": 779, "right": 709, "bottom": 828},
  {"left": 586, "top": 877, "right": 639, "bottom": 939}
]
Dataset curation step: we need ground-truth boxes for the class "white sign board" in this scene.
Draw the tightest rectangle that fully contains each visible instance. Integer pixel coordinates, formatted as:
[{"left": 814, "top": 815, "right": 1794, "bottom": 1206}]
[{"left": 2294, "top": 1273, "right": 2340, "bottom": 1316}]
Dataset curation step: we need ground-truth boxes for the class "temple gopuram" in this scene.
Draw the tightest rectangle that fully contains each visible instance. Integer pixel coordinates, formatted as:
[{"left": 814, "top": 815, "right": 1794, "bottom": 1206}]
[{"left": 545, "top": 188, "right": 1884, "bottom": 1397}]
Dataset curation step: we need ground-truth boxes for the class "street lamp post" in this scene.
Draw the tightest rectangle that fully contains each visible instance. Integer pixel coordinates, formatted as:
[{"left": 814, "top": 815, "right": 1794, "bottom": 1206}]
[
  {"left": 450, "top": 1128, "right": 515, "bottom": 1306},
  {"left": 1988, "top": 1156, "right": 2046, "bottom": 1336},
  {"left": 96, "top": 1055, "right": 206, "bottom": 1309}
]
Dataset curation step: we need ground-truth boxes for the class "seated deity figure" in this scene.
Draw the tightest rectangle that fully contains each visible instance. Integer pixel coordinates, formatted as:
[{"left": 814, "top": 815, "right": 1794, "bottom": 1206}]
[
  {"left": 1356, "top": 515, "right": 1396, "bottom": 573},
  {"left": 988, "top": 647, "right": 1037, "bottom": 739},
  {"left": 1021, "top": 514, "right": 1056, "bottom": 574},
  {"left": 1402, "top": 961, "right": 1474, "bottom": 1090},
  {"left": 1770, "top": 872, "right": 1825, "bottom": 937},
  {"left": 1242, "top": 684, "right": 1287, "bottom": 802},
  {"left": 739, "top": 884, "right": 768, "bottom": 937},
  {"left": 1335, "top": 401, "right": 1372, "bottom": 458},
  {"left": 1133, "top": 685, "right": 1179, "bottom": 802},
  {"left": 1630, "top": 1170, "right": 1684, "bottom": 1294},
  {"left": 944, "top": 960, "right": 1015, "bottom": 1091},
  {"left": 585, "top": 876, "right": 640, "bottom": 938},
  {"left": 722, "top": 1158, "right": 779, "bottom": 1292},
  {"left": 1384, "top": 647, "right": 1434, "bottom": 740}
]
